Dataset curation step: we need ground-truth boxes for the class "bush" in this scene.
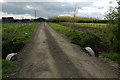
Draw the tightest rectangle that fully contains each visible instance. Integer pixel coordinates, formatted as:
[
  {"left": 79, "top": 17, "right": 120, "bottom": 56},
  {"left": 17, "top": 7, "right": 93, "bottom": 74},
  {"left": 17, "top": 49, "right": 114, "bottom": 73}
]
[
  {"left": 71, "top": 32, "right": 101, "bottom": 56},
  {"left": 111, "top": 40, "right": 120, "bottom": 53},
  {"left": 2, "top": 41, "right": 24, "bottom": 59}
]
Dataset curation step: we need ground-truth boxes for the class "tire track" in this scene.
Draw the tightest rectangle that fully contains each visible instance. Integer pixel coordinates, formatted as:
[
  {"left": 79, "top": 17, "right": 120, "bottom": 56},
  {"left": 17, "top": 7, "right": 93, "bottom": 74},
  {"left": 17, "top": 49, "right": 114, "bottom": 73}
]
[{"left": 44, "top": 23, "right": 83, "bottom": 78}]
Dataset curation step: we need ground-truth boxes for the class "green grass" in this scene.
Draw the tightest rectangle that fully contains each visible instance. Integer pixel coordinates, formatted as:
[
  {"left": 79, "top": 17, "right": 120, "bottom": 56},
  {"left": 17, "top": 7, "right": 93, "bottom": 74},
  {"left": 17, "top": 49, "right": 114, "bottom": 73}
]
[
  {"left": 100, "top": 52, "right": 120, "bottom": 64},
  {"left": 48, "top": 22, "right": 73, "bottom": 36},
  {"left": 75, "top": 23, "right": 108, "bottom": 28},
  {"left": 2, "top": 23, "right": 40, "bottom": 59},
  {"left": 48, "top": 23, "right": 80, "bottom": 39},
  {"left": 0, "top": 59, "right": 14, "bottom": 78}
]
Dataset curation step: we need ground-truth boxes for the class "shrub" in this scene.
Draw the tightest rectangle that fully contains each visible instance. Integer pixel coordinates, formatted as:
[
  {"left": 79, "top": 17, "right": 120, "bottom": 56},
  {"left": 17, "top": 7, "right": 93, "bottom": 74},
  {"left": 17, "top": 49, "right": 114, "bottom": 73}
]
[
  {"left": 71, "top": 32, "right": 101, "bottom": 56},
  {"left": 111, "top": 40, "right": 120, "bottom": 53}
]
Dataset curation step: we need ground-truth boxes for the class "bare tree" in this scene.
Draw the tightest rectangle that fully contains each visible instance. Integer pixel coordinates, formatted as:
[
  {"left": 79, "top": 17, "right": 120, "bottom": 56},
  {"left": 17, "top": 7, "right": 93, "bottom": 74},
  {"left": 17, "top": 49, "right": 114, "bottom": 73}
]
[
  {"left": 72, "top": 4, "right": 79, "bottom": 32},
  {"left": 73, "top": 4, "right": 79, "bottom": 17}
]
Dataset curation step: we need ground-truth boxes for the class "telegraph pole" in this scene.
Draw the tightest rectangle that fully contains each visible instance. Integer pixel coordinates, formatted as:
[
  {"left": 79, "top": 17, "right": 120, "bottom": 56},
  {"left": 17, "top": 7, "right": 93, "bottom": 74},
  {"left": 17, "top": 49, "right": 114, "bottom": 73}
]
[{"left": 35, "top": 10, "right": 36, "bottom": 19}]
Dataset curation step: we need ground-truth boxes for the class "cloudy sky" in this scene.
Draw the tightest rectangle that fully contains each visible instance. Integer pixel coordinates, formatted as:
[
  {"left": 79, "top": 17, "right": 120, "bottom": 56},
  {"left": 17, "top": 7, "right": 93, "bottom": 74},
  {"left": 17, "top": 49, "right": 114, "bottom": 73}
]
[{"left": 0, "top": 0, "right": 118, "bottom": 19}]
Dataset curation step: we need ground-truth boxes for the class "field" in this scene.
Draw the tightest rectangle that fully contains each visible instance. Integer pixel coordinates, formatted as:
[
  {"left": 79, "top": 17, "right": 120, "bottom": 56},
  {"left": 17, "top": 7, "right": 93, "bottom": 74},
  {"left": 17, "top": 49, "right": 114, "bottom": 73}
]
[
  {"left": 49, "top": 22, "right": 120, "bottom": 64},
  {"left": 59, "top": 22, "right": 110, "bottom": 43},
  {"left": 2, "top": 22, "right": 40, "bottom": 78},
  {"left": 48, "top": 16, "right": 108, "bottom": 23},
  {"left": 60, "top": 23, "right": 108, "bottom": 28}
]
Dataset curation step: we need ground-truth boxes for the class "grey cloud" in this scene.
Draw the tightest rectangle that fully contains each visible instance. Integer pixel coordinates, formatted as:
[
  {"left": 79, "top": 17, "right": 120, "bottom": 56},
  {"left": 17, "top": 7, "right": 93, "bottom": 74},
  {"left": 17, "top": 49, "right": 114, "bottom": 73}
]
[
  {"left": 2, "top": 2, "right": 71, "bottom": 17},
  {"left": 109, "top": 1, "right": 113, "bottom": 4},
  {"left": 1, "top": 2, "right": 103, "bottom": 18},
  {"left": 3, "top": 0, "right": 57, "bottom": 2},
  {"left": 78, "top": 12, "right": 103, "bottom": 19},
  {"left": 98, "top": 7, "right": 104, "bottom": 9}
]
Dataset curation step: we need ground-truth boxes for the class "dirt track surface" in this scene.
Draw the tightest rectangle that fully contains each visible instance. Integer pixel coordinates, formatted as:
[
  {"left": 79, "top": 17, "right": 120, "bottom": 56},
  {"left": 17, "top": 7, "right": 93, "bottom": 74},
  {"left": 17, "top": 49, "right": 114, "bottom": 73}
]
[{"left": 11, "top": 22, "right": 118, "bottom": 78}]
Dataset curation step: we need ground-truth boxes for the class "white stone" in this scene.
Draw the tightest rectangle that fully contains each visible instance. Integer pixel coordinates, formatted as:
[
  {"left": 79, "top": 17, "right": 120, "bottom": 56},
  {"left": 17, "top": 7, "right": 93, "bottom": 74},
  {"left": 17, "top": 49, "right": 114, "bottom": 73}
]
[
  {"left": 6, "top": 53, "right": 17, "bottom": 60},
  {"left": 85, "top": 47, "right": 95, "bottom": 56}
]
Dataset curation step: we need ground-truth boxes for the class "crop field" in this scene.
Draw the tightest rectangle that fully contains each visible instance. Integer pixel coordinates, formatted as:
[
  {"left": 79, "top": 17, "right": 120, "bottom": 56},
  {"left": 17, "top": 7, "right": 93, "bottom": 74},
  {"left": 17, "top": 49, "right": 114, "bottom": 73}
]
[
  {"left": 59, "top": 22, "right": 113, "bottom": 44},
  {"left": 60, "top": 22, "right": 109, "bottom": 28},
  {"left": 59, "top": 22, "right": 108, "bottom": 42}
]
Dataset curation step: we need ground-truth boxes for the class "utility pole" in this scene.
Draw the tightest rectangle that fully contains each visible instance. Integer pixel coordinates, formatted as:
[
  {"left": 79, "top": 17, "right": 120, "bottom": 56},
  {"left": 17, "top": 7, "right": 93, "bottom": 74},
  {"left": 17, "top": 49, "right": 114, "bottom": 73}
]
[{"left": 35, "top": 10, "right": 36, "bottom": 19}]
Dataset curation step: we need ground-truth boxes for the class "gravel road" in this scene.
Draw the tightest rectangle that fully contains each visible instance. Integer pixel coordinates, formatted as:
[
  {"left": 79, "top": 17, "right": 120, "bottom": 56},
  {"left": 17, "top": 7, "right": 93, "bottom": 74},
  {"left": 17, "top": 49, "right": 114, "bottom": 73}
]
[{"left": 11, "top": 22, "right": 118, "bottom": 78}]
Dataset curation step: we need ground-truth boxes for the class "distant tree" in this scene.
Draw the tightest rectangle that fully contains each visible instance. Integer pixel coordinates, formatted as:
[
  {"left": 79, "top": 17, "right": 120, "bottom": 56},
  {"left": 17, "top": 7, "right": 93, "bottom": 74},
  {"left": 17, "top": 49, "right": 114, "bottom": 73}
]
[{"left": 72, "top": 4, "right": 79, "bottom": 32}]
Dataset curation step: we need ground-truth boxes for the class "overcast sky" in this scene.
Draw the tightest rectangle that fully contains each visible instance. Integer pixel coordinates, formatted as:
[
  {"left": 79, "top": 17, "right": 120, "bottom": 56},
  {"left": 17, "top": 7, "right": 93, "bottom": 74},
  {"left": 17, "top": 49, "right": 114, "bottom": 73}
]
[{"left": 0, "top": 0, "right": 118, "bottom": 19}]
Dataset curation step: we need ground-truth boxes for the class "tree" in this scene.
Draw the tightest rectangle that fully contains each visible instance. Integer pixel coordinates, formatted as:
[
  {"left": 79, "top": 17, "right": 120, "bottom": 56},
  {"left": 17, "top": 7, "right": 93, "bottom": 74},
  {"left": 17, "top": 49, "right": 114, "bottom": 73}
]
[
  {"left": 105, "top": 6, "right": 118, "bottom": 38},
  {"left": 116, "top": 0, "right": 120, "bottom": 40},
  {"left": 105, "top": 1, "right": 120, "bottom": 52},
  {"left": 72, "top": 4, "right": 79, "bottom": 32},
  {"left": 105, "top": 6, "right": 118, "bottom": 24}
]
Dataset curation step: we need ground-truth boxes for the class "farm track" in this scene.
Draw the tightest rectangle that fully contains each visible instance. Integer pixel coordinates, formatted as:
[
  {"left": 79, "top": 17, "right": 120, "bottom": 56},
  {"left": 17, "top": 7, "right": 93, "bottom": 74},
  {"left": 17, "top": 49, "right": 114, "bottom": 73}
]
[{"left": 10, "top": 22, "right": 118, "bottom": 78}]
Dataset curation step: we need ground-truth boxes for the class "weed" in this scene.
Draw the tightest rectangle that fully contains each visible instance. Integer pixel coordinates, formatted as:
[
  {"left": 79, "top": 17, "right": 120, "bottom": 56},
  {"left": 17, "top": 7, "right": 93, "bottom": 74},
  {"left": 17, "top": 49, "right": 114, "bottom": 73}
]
[
  {"left": 100, "top": 52, "right": 120, "bottom": 64},
  {"left": 1, "top": 59, "right": 14, "bottom": 78}
]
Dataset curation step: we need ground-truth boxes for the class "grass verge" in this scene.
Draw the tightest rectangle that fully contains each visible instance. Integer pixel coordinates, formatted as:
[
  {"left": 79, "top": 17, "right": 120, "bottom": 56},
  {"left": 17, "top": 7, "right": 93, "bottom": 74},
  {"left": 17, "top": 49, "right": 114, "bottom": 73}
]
[
  {"left": 100, "top": 52, "right": 120, "bottom": 64},
  {"left": 2, "top": 23, "right": 40, "bottom": 59},
  {"left": 0, "top": 59, "right": 14, "bottom": 78}
]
